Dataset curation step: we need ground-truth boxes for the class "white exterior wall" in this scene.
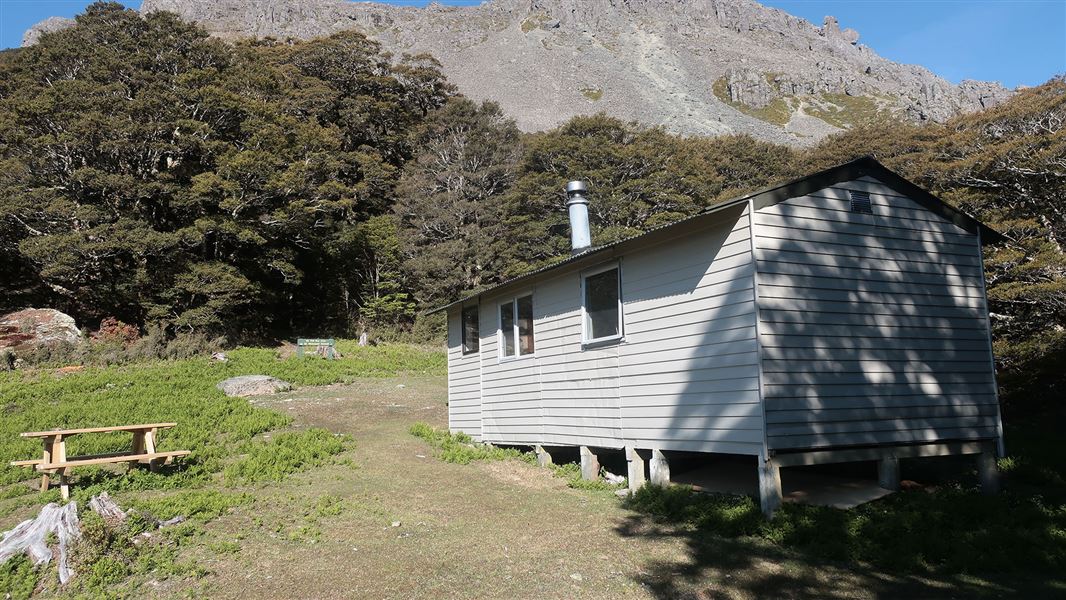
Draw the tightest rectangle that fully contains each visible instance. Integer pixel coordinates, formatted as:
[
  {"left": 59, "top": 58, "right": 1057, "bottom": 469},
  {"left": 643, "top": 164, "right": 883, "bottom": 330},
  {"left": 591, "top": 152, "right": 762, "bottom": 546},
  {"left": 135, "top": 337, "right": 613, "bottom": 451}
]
[
  {"left": 531, "top": 273, "right": 624, "bottom": 447},
  {"left": 446, "top": 306, "right": 482, "bottom": 440},
  {"left": 753, "top": 176, "right": 1000, "bottom": 450},
  {"left": 446, "top": 205, "right": 764, "bottom": 455},
  {"left": 617, "top": 206, "right": 763, "bottom": 455},
  {"left": 442, "top": 173, "right": 1001, "bottom": 456},
  {"left": 478, "top": 297, "right": 544, "bottom": 445}
]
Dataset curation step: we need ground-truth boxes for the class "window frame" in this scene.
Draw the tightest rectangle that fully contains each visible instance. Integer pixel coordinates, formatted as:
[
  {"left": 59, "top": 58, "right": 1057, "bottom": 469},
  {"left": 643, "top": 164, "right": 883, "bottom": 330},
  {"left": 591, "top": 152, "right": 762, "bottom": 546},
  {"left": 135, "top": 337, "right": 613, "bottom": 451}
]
[
  {"left": 581, "top": 261, "right": 624, "bottom": 348},
  {"left": 497, "top": 292, "right": 536, "bottom": 362},
  {"left": 460, "top": 305, "right": 480, "bottom": 355}
]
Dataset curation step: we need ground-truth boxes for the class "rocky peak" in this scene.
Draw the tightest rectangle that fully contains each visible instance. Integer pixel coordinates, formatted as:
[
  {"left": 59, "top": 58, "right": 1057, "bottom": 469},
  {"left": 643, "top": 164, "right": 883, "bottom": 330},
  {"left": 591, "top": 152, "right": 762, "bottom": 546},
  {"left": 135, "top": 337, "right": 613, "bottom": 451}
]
[
  {"left": 21, "top": 16, "right": 75, "bottom": 47},
  {"left": 25, "top": 0, "right": 1012, "bottom": 146},
  {"left": 820, "top": 16, "right": 859, "bottom": 45}
]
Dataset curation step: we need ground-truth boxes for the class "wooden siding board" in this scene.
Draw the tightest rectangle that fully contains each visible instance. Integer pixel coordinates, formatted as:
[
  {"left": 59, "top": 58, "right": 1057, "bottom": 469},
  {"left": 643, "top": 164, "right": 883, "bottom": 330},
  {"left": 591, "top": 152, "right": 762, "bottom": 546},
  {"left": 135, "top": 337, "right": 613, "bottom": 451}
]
[
  {"left": 756, "top": 260, "right": 983, "bottom": 289},
  {"left": 756, "top": 212, "right": 978, "bottom": 246},
  {"left": 761, "top": 346, "right": 992, "bottom": 362},
  {"left": 767, "top": 427, "right": 1000, "bottom": 449},
  {"left": 759, "top": 334, "right": 991, "bottom": 352},
  {"left": 756, "top": 272, "right": 985, "bottom": 299},
  {"left": 446, "top": 306, "right": 483, "bottom": 439},
  {"left": 766, "top": 404, "right": 1000, "bottom": 424},
  {"left": 763, "top": 200, "right": 976, "bottom": 236},
  {"left": 762, "top": 359, "right": 994, "bottom": 374},
  {"left": 754, "top": 239, "right": 983, "bottom": 268},
  {"left": 757, "top": 297, "right": 984, "bottom": 319},
  {"left": 755, "top": 224, "right": 980, "bottom": 256},
  {"left": 755, "top": 179, "right": 999, "bottom": 451},
  {"left": 619, "top": 206, "right": 764, "bottom": 451}
]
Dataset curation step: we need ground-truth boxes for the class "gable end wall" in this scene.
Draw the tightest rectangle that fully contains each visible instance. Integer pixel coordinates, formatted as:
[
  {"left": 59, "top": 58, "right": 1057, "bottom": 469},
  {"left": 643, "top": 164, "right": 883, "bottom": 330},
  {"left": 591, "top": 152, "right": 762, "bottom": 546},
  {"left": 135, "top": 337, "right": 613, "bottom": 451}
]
[{"left": 753, "top": 175, "right": 1001, "bottom": 451}]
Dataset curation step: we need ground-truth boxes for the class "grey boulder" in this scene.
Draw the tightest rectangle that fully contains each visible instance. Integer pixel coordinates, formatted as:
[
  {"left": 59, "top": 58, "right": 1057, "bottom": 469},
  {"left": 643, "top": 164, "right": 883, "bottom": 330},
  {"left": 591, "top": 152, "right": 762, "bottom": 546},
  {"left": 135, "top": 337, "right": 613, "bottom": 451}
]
[
  {"left": 216, "top": 375, "right": 292, "bottom": 397},
  {"left": 0, "top": 308, "right": 81, "bottom": 353}
]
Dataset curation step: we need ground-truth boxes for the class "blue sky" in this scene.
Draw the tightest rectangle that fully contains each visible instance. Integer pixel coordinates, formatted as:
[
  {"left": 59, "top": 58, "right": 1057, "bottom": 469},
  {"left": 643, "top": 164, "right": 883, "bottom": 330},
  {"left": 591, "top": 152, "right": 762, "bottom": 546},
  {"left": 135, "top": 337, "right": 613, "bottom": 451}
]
[{"left": 1, "top": 0, "right": 1062, "bottom": 88}]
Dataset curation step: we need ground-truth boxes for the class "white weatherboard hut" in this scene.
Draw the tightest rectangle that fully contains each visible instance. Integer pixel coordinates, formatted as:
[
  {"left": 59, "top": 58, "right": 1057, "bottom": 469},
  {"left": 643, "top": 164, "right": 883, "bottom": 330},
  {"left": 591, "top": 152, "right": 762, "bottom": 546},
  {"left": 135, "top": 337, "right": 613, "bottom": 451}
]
[{"left": 432, "top": 157, "right": 1005, "bottom": 516}]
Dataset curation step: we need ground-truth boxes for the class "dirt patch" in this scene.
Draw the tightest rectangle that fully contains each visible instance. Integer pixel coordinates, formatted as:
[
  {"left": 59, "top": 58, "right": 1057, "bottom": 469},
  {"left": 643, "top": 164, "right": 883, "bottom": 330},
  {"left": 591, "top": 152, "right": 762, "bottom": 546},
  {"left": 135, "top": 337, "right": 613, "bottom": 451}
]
[
  {"left": 132, "top": 376, "right": 1047, "bottom": 600},
  {"left": 477, "top": 459, "right": 568, "bottom": 491}
]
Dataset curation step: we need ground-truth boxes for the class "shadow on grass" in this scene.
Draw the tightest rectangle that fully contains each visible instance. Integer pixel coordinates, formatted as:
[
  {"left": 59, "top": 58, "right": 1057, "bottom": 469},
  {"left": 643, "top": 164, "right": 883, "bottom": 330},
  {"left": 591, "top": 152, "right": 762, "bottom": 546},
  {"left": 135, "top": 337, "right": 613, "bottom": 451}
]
[{"left": 616, "top": 478, "right": 1066, "bottom": 599}]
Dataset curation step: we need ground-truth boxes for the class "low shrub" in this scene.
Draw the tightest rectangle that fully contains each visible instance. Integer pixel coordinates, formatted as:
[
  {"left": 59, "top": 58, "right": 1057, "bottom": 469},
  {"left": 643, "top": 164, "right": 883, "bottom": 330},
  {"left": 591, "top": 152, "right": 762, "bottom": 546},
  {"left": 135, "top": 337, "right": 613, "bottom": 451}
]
[
  {"left": 408, "top": 422, "right": 527, "bottom": 464},
  {"left": 126, "top": 490, "right": 253, "bottom": 523},
  {"left": 0, "top": 343, "right": 443, "bottom": 489},
  {"left": 224, "top": 429, "right": 351, "bottom": 485},
  {"left": 0, "top": 554, "right": 39, "bottom": 600},
  {"left": 408, "top": 423, "right": 626, "bottom": 492},
  {"left": 547, "top": 462, "right": 626, "bottom": 492},
  {"left": 65, "top": 491, "right": 241, "bottom": 595},
  {"left": 623, "top": 483, "right": 1066, "bottom": 576}
]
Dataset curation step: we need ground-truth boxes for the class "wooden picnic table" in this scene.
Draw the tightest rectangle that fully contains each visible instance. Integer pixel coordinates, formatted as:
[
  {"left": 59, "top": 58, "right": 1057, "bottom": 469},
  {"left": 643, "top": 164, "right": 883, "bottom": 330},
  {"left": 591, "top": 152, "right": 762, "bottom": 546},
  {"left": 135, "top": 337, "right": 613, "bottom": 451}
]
[{"left": 9, "top": 423, "right": 190, "bottom": 500}]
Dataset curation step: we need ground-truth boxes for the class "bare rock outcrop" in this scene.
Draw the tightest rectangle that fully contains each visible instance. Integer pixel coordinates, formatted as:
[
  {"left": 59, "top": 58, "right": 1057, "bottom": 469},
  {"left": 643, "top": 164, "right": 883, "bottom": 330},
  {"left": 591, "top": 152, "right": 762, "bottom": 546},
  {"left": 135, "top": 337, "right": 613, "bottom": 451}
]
[
  {"left": 24, "top": 0, "right": 1012, "bottom": 146},
  {"left": 725, "top": 68, "right": 777, "bottom": 109}
]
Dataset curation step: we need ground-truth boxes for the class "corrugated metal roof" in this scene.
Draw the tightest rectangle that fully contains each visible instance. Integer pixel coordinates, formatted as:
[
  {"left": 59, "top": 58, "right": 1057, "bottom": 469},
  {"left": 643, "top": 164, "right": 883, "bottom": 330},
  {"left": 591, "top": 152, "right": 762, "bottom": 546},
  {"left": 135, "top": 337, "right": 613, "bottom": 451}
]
[{"left": 426, "top": 156, "right": 1005, "bottom": 314}]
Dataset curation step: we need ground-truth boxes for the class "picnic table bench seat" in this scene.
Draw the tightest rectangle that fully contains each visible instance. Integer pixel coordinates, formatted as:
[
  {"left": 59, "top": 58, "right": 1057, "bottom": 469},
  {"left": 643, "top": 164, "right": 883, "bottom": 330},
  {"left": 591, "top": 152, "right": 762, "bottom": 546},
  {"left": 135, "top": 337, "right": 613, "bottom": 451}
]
[{"left": 9, "top": 423, "right": 191, "bottom": 499}]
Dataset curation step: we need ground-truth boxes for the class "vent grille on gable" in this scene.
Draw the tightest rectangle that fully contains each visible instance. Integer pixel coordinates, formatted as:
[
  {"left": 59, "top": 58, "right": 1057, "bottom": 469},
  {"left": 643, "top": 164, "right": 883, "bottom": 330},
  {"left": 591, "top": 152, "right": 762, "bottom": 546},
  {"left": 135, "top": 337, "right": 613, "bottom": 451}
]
[{"left": 849, "top": 190, "right": 873, "bottom": 214}]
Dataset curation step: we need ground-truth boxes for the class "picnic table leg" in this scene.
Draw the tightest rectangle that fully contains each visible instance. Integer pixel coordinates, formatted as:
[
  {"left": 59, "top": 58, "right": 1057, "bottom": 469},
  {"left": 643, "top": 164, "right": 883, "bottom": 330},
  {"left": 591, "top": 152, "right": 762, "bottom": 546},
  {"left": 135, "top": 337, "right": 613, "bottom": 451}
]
[
  {"left": 56, "top": 436, "right": 68, "bottom": 499},
  {"left": 59, "top": 469, "right": 70, "bottom": 501},
  {"left": 130, "top": 431, "right": 146, "bottom": 472},
  {"left": 39, "top": 437, "right": 53, "bottom": 492},
  {"left": 146, "top": 428, "right": 159, "bottom": 472}
]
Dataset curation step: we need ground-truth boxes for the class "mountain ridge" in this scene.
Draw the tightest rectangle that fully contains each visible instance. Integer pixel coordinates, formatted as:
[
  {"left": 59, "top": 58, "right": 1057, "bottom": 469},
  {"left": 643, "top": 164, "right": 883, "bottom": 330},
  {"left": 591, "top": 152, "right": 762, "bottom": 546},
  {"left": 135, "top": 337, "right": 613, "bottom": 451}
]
[{"left": 25, "top": 0, "right": 1012, "bottom": 145}]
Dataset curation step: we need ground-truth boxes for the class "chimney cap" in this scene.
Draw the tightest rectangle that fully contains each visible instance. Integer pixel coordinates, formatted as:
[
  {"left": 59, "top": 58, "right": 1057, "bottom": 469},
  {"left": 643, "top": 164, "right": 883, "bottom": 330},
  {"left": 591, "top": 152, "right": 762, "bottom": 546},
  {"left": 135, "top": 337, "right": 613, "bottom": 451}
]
[{"left": 566, "top": 180, "right": 588, "bottom": 196}]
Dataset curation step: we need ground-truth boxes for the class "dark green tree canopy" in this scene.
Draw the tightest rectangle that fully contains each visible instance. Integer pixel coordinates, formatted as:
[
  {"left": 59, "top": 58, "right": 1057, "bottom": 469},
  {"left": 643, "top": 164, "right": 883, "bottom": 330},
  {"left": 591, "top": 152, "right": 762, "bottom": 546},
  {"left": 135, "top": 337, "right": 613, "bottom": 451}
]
[
  {"left": 394, "top": 97, "right": 523, "bottom": 307},
  {"left": 1, "top": 2, "right": 1062, "bottom": 416},
  {"left": 0, "top": 2, "right": 450, "bottom": 340}
]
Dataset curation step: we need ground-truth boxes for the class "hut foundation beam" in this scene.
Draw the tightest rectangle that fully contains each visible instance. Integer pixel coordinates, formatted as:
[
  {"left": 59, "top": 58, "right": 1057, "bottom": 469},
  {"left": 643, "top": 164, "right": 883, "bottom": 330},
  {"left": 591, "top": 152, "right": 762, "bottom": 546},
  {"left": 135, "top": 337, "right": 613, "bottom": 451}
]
[
  {"left": 534, "top": 445, "right": 552, "bottom": 468},
  {"left": 977, "top": 449, "right": 1000, "bottom": 495},
  {"left": 625, "top": 446, "right": 646, "bottom": 494},
  {"left": 758, "top": 459, "right": 782, "bottom": 519},
  {"left": 878, "top": 456, "right": 900, "bottom": 491},
  {"left": 579, "top": 446, "right": 600, "bottom": 481},
  {"left": 649, "top": 449, "right": 670, "bottom": 486}
]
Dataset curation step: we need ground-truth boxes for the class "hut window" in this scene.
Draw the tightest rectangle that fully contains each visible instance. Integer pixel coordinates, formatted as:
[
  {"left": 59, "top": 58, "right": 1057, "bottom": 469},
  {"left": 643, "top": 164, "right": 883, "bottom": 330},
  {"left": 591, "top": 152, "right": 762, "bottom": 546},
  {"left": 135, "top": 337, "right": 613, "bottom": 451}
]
[
  {"left": 850, "top": 190, "right": 873, "bottom": 214},
  {"left": 499, "top": 294, "right": 535, "bottom": 359},
  {"left": 461, "top": 306, "right": 479, "bottom": 354},
  {"left": 582, "top": 264, "right": 623, "bottom": 345}
]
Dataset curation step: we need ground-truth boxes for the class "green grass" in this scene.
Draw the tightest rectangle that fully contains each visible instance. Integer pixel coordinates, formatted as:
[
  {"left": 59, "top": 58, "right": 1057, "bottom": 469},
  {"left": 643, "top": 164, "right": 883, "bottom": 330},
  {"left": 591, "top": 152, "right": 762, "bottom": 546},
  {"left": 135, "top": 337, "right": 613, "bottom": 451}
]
[
  {"left": 224, "top": 429, "right": 351, "bottom": 485},
  {"left": 805, "top": 93, "right": 893, "bottom": 129},
  {"left": 520, "top": 13, "right": 549, "bottom": 33},
  {"left": 625, "top": 481, "right": 1066, "bottom": 577},
  {"left": 64, "top": 502, "right": 218, "bottom": 598},
  {"left": 580, "top": 87, "right": 603, "bottom": 101},
  {"left": 0, "top": 346, "right": 441, "bottom": 596},
  {"left": 409, "top": 422, "right": 528, "bottom": 464},
  {"left": 126, "top": 489, "right": 253, "bottom": 523},
  {"left": 545, "top": 461, "right": 624, "bottom": 492},
  {"left": 0, "top": 554, "right": 38, "bottom": 600},
  {"left": 0, "top": 343, "right": 444, "bottom": 490},
  {"left": 409, "top": 423, "right": 625, "bottom": 492}
]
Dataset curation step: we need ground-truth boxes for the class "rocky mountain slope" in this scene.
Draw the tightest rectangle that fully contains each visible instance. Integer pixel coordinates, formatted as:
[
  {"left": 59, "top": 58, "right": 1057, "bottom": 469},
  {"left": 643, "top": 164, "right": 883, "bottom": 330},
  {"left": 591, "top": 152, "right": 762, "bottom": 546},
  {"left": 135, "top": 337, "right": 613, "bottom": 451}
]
[{"left": 25, "top": 0, "right": 1011, "bottom": 145}]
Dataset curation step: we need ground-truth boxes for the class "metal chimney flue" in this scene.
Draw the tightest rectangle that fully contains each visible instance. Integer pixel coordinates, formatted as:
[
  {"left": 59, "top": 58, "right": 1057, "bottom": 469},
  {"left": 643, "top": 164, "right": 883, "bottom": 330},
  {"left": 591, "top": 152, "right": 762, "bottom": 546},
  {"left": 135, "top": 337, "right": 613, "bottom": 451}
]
[{"left": 566, "top": 180, "right": 591, "bottom": 254}]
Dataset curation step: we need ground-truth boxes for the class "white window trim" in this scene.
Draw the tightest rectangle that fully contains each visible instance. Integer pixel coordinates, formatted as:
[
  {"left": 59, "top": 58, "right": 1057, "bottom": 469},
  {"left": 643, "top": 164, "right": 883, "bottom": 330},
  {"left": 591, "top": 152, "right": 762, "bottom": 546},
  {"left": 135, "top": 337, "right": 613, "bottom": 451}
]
[
  {"left": 461, "top": 304, "right": 479, "bottom": 355},
  {"left": 497, "top": 293, "right": 536, "bottom": 362},
  {"left": 581, "top": 261, "right": 624, "bottom": 348}
]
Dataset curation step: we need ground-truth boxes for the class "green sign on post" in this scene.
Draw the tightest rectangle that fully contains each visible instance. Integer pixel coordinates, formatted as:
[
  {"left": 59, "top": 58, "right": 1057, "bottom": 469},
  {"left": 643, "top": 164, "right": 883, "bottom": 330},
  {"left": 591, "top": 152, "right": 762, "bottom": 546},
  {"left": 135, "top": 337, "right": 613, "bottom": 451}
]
[{"left": 297, "top": 338, "right": 337, "bottom": 359}]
